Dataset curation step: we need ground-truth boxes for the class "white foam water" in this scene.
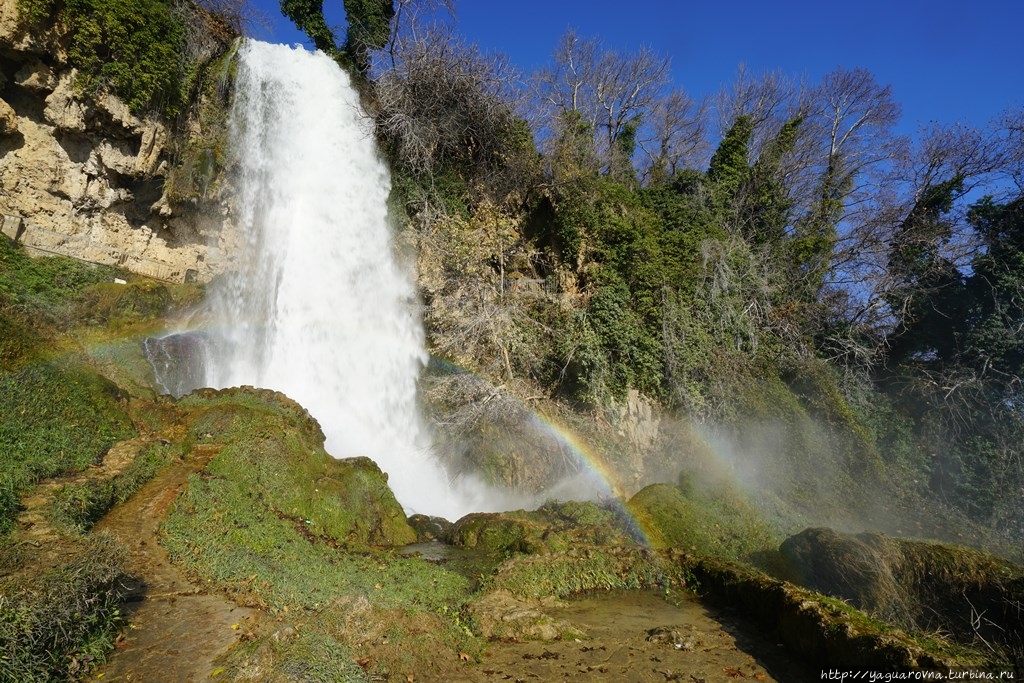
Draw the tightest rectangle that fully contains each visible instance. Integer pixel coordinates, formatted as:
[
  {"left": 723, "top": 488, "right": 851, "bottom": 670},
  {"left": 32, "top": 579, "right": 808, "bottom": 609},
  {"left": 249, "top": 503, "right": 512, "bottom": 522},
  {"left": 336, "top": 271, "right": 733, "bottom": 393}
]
[{"left": 202, "top": 40, "right": 475, "bottom": 519}]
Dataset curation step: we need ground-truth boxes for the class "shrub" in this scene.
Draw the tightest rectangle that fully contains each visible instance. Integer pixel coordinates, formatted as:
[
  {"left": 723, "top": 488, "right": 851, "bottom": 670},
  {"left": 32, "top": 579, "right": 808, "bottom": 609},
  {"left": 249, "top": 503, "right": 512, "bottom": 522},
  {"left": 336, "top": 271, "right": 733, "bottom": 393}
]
[
  {"left": 17, "top": 0, "right": 189, "bottom": 115},
  {"left": 0, "top": 534, "right": 129, "bottom": 682}
]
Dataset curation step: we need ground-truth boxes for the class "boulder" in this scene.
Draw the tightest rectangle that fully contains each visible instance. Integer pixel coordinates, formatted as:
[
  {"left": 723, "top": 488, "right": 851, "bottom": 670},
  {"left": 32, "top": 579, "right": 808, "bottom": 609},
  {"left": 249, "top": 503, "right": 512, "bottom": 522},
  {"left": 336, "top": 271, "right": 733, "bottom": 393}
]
[
  {"left": 0, "top": 97, "right": 16, "bottom": 135},
  {"left": 779, "top": 527, "right": 1024, "bottom": 646},
  {"left": 446, "top": 500, "right": 635, "bottom": 555},
  {"left": 14, "top": 59, "right": 57, "bottom": 91}
]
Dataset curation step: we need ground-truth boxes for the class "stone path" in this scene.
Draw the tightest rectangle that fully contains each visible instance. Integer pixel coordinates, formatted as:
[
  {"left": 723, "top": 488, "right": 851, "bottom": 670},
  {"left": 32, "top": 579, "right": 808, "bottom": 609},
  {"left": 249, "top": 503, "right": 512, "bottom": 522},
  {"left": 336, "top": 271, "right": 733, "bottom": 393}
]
[{"left": 91, "top": 444, "right": 258, "bottom": 682}]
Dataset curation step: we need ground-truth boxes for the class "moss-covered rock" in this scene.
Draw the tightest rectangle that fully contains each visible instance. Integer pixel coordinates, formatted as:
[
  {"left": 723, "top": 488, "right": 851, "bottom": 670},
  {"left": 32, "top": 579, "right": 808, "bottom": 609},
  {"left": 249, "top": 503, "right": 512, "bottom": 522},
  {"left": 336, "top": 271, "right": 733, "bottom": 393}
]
[
  {"left": 176, "top": 387, "right": 415, "bottom": 547},
  {"left": 779, "top": 527, "right": 1024, "bottom": 650},
  {"left": 408, "top": 513, "right": 453, "bottom": 541},
  {"left": 627, "top": 482, "right": 779, "bottom": 560},
  {"left": 446, "top": 500, "right": 635, "bottom": 556},
  {"left": 688, "top": 555, "right": 991, "bottom": 669}
]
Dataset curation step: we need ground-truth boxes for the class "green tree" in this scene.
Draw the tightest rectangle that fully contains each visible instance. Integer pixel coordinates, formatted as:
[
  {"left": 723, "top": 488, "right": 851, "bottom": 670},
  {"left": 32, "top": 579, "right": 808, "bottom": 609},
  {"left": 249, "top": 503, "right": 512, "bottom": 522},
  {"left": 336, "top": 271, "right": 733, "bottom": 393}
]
[
  {"left": 707, "top": 114, "right": 753, "bottom": 208},
  {"left": 882, "top": 176, "right": 966, "bottom": 370},
  {"left": 961, "top": 195, "right": 1024, "bottom": 389},
  {"left": 343, "top": 0, "right": 394, "bottom": 73},
  {"left": 280, "top": 0, "right": 340, "bottom": 57}
]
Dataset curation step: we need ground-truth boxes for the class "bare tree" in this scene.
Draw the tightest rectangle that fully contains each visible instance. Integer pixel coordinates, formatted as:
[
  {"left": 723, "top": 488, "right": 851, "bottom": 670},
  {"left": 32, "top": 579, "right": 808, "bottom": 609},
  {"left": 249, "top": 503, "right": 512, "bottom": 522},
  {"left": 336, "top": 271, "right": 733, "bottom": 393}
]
[
  {"left": 715, "top": 65, "right": 799, "bottom": 159},
  {"left": 375, "top": 0, "right": 455, "bottom": 73},
  {"left": 1006, "top": 108, "right": 1024, "bottom": 186},
  {"left": 638, "top": 88, "right": 711, "bottom": 184},
  {"left": 371, "top": 23, "right": 534, "bottom": 214},
  {"left": 532, "top": 28, "right": 693, "bottom": 179},
  {"left": 817, "top": 110, "right": 1024, "bottom": 386}
]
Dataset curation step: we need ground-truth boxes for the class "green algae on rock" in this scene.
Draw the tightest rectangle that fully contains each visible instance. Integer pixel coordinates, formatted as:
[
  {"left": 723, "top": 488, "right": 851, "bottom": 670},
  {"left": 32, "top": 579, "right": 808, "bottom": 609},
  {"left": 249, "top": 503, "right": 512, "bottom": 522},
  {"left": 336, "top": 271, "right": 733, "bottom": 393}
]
[
  {"left": 172, "top": 387, "right": 416, "bottom": 548},
  {"left": 627, "top": 481, "right": 780, "bottom": 560}
]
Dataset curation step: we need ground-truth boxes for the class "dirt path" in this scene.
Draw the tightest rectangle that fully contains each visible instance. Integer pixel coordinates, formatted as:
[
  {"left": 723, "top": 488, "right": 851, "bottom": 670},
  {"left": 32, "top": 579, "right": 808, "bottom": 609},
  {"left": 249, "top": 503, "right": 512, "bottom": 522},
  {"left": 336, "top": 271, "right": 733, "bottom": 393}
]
[
  {"left": 445, "top": 590, "right": 812, "bottom": 683},
  {"left": 91, "top": 444, "right": 257, "bottom": 682}
]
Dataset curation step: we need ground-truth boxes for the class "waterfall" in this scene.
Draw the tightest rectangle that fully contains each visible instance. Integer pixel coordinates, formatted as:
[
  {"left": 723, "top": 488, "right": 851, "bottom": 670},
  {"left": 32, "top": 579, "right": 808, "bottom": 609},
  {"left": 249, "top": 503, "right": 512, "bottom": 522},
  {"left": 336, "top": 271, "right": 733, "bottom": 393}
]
[{"left": 201, "top": 40, "right": 469, "bottom": 519}]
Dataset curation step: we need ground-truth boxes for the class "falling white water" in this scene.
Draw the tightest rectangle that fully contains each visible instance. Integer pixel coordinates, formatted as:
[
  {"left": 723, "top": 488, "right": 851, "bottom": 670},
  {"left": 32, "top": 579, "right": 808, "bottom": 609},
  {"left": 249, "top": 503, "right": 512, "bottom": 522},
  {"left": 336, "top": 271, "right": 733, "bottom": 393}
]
[{"left": 203, "top": 40, "right": 477, "bottom": 519}]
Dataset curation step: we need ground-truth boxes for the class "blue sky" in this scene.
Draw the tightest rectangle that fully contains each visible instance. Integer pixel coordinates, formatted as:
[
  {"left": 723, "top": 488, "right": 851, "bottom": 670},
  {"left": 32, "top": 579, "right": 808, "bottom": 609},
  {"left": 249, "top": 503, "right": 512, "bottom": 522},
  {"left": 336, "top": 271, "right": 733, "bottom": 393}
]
[{"left": 248, "top": 0, "right": 1023, "bottom": 137}]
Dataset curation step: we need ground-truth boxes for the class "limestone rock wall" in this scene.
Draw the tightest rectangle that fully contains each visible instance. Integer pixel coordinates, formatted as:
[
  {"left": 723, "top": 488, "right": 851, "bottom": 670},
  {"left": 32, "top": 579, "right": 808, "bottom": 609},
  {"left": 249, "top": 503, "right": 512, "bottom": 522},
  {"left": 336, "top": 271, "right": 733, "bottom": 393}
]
[{"left": 0, "top": 0, "right": 231, "bottom": 282}]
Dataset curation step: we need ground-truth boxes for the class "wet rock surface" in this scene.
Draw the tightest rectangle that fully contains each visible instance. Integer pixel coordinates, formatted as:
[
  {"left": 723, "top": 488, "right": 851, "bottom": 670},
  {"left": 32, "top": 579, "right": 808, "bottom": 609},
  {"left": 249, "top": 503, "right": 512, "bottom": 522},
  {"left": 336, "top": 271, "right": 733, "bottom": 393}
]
[
  {"left": 92, "top": 443, "right": 258, "bottom": 682},
  {"left": 446, "top": 590, "right": 811, "bottom": 683}
]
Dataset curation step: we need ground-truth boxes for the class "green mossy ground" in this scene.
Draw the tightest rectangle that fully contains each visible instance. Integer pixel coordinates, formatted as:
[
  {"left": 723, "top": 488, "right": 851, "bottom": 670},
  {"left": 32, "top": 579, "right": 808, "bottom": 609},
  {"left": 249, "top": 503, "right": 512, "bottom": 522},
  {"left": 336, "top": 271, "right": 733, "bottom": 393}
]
[
  {"left": 628, "top": 480, "right": 782, "bottom": 561},
  {"left": 174, "top": 388, "right": 416, "bottom": 547},
  {"left": 1, "top": 239, "right": 1018, "bottom": 680},
  {"left": 0, "top": 240, "right": 139, "bottom": 534},
  {"left": 159, "top": 389, "right": 476, "bottom": 681},
  {"left": 0, "top": 239, "right": 200, "bottom": 680}
]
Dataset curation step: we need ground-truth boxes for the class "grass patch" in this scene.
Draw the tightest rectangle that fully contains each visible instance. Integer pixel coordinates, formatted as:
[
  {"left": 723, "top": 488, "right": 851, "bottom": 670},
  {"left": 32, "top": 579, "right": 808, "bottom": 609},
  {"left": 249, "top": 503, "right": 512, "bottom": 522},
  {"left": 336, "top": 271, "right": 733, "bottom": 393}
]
[
  {"left": 0, "top": 362, "right": 134, "bottom": 534},
  {"left": 51, "top": 441, "right": 181, "bottom": 532},
  {"left": 0, "top": 240, "right": 140, "bottom": 536},
  {"left": 162, "top": 470, "right": 468, "bottom": 613},
  {"left": 275, "top": 629, "right": 369, "bottom": 683},
  {"left": 75, "top": 280, "right": 172, "bottom": 328},
  {"left": 488, "top": 547, "right": 680, "bottom": 600},
  {"left": 0, "top": 238, "right": 121, "bottom": 319},
  {"left": 0, "top": 533, "right": 129, "bottom": 682}
]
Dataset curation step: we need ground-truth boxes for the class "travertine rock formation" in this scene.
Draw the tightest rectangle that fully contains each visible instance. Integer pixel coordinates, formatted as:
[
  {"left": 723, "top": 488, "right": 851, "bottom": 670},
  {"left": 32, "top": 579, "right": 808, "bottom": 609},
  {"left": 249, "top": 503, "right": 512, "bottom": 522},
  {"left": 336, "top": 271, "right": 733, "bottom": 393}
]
[{"left": 0, "top": 0, "right": 231, "bottom": 282}]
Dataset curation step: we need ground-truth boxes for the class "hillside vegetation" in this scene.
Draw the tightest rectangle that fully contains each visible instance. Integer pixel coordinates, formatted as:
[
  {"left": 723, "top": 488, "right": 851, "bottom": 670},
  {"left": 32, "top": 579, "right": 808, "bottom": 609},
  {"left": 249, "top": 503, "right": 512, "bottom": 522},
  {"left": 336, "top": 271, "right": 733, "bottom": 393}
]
[{"left": 290, "top": 0, "right": 1024, "bottom": 551}]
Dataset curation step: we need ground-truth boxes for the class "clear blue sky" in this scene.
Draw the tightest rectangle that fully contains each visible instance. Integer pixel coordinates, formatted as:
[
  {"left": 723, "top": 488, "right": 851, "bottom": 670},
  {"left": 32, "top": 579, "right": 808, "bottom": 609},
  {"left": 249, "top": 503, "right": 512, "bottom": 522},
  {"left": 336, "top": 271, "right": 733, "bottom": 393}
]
[{"left": 248, "top": 0, "right": 1023, "bottom": 136}]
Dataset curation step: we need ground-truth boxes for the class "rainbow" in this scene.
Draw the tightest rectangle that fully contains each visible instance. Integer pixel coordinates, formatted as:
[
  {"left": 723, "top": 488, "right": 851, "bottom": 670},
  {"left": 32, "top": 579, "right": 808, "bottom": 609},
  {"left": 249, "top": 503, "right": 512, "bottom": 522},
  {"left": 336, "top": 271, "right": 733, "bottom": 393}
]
[{"left": 425, "top": 356, "right": 660, "bottom": 545}]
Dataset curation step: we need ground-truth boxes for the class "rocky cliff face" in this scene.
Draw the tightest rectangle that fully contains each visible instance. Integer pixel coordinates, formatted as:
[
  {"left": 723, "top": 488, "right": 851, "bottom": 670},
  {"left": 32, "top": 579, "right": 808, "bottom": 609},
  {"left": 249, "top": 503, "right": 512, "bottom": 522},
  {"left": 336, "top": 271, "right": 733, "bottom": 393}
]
[{"left": 0, "top": 0, "right": 232, "bottom": 282}]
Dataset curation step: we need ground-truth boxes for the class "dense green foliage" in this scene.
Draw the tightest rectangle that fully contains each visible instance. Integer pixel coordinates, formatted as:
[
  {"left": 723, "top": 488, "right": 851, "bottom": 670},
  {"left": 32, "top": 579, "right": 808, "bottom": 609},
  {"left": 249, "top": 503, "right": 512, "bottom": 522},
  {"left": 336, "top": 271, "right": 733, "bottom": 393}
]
[
  {"left": 361, "top": 16, "right": 1024, "bottom": 543},
  {"left": 280, "top": 0, "right": 339, "bottom": 57},
  {"left": 16, "top": 0, "right": 189, "bottom": 114},
  {"left": 279, "top": 0, "right": 394, "bottom": 72},
  {"left": 341, "top": 0, "right": 393, "bottom": 72}
]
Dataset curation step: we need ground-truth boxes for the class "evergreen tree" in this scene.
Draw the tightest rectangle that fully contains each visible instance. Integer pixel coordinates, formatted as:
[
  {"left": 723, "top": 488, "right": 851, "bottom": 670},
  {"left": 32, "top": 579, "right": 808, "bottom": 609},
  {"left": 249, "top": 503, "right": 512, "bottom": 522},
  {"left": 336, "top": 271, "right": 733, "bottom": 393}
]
[
  {"left": 280, "top": 0, "right": 339, "bottom": 57},
  {"left": 343, "top": 0, "right": 394, "bottom": 73}
]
